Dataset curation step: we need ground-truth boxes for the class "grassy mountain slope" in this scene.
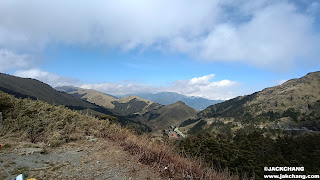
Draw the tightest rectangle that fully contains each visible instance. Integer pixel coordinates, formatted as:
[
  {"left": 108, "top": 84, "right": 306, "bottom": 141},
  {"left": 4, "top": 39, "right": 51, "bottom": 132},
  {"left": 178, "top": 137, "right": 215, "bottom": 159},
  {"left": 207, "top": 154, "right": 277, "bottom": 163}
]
[
  {"left": 131, "top": 101, "right": 198, "bottom": 131},
  {"left": 0, "top": 73, "right": 112, "bottom": 115},
  {"left": 198, "top": 71, "right": 320, "bottom": 131},
  {"left": 69, "top": 88, "right": 117, "bottom": 109},
  {"left": 111, "top": 96, "right": 162, "bottom": 116},
  {"left": 57, "top": 86, "right": 163, "bottom": 116},
  {"left": 0, "top": 90, "right": 113, "bottom": 145},
  {"left": 0, "top": 74, "right": 151, "bottom": 133}
]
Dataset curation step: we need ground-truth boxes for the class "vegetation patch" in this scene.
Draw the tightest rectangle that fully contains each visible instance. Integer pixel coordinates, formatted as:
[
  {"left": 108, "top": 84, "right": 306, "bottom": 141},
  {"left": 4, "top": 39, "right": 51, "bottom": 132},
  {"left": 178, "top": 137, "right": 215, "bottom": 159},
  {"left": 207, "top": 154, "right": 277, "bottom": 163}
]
[
  {"left": 187, "top": 120, "right": 207, "bottom": 135},
  {"left": 178, "top": 127, "right": 320, "bottom": 179},
  {"left": 179, "top": 118, "right": 201, "bottom": 127}
]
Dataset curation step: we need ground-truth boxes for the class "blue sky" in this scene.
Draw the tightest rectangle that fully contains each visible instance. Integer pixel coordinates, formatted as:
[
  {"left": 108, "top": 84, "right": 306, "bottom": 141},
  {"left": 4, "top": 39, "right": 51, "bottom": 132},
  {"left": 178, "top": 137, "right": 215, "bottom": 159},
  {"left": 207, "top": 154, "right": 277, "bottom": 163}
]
[{"left": 1, "top": 0, "right": 320, "bottom": 100}]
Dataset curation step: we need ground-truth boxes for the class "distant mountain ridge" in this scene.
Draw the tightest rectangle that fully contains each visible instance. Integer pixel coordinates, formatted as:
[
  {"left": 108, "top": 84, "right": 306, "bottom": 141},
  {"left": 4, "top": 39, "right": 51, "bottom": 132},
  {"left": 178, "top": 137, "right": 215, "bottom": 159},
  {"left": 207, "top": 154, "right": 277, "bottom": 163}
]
[{"left": 123, "top": 92, "right": 223, "bottom": 110}]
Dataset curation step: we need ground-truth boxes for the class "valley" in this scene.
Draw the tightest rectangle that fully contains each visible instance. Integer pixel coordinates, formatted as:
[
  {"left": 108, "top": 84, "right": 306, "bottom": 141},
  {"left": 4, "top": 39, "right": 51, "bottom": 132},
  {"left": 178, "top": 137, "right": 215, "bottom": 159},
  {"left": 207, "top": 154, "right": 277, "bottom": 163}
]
[{"left": 0, "top": 71, "right": 320, "bottom": 179}]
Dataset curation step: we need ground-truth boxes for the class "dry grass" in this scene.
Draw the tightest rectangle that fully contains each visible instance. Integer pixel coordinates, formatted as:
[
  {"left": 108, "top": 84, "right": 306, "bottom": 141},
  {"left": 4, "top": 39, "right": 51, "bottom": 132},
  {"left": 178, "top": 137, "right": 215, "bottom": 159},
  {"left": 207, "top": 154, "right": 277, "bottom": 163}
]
[
  {"left": 0, "top": 91, "right": 239, "bottom": 180},
  {"left": 0, "top": 91, "right": 115, "bottom": 144},
  {"left": 119, "top": 134, "right": 239, "bottom": 180}
]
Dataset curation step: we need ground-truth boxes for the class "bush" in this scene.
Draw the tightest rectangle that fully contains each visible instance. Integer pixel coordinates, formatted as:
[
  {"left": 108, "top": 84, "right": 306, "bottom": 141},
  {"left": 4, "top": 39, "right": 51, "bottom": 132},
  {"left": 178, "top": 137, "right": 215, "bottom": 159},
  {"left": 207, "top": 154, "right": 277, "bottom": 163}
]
[
  {"left": 283, "top": 108, "right": 300, "bottom": 122},
  {"left": 178, "top": 129, "right": 320, "bottom": 179},
  {"left": 0, "top": 91, "right": 113, "bottom": 143}
]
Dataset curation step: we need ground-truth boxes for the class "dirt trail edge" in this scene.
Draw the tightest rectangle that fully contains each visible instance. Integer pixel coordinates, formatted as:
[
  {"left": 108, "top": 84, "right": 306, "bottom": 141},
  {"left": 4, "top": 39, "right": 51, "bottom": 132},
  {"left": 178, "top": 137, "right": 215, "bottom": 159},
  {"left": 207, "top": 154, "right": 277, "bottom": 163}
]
[{"left": 0, "top": 138, "right": 164, "bottom": 180}]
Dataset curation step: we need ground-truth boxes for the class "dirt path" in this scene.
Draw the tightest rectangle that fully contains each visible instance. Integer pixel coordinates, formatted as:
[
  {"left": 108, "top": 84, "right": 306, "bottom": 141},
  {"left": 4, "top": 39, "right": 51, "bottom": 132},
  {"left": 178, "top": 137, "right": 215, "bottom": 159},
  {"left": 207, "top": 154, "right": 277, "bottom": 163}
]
[{"left": 0, "top": 138, "right": 164, "bottom": 180}]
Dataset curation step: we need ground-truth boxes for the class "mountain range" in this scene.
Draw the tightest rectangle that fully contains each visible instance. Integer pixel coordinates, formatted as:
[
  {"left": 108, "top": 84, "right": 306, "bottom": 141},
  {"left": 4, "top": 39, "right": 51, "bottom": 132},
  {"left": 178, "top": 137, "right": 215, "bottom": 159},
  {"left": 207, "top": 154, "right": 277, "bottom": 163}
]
[
  {"left": 128, "top": 101, "right": 198, "bottom": 131},
  {"left": 2, "top": 71, "right": 319, "bottom": 180},
  {"left": 56, "top": 86, "right": 198, "bottom": 131},
  {"left": 0, "top": 73, "right": 151, "bottom": 133},
  {"left": 2, "top": 71, "right": 320, "bottom": 135},
  {"left": 56, "top": 86, "right": 163, "bottom": 116},
  {"left": 0, "top": 73, "right": 106, "bottom": 114},
  {"left": 122, "top": 92, "right": 223, "bottom": 110},
  {"left": 183, "top": 71, "right": 320, "bottom": 134}
]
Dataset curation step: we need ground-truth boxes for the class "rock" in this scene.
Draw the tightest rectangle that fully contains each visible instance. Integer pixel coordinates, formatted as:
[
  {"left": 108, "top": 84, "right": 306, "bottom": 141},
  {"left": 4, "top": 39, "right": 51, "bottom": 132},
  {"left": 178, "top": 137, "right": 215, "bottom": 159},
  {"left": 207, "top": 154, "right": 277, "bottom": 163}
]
[
  {"left": 89, "top": 138, "right": 98, "bottom": 143},
  {"left": 35, "top": 142, "right": 47, "bottom": 148},
  {"left": 85, "top": 136, "right": 94, "bottom": 140},
  {"left": 18, "top": 148, "right": 44, "bottom": 155},
  {"left": 75, "top": 148, "right": 83, "bottom": 152}
]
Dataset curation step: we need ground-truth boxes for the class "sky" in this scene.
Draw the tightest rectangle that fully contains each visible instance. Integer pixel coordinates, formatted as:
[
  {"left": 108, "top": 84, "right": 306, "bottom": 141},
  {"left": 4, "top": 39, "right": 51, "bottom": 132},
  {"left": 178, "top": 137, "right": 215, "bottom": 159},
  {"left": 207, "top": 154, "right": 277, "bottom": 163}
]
[{"left": 0, "top": 0, "right": 320, "bottom": 100}]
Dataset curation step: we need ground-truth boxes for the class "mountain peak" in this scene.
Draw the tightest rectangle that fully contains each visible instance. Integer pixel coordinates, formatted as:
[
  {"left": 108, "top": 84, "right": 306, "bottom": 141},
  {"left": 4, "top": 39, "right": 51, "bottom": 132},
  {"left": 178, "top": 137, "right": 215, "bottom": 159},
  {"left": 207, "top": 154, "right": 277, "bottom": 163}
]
[{"left": 174, "top": 100, "right": 185, "bottom": 105}]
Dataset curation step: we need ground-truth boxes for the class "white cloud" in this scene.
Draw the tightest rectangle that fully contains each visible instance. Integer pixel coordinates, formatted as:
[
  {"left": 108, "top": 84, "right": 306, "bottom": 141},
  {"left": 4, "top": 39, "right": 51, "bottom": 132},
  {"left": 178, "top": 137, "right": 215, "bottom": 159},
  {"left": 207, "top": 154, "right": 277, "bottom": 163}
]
[
  {"left": 80, "top": 82, "right": 157, "bottom": 96},
  {"left": 0, "top": 49, "right": 34, "bottom": 71},
  {"left": 0, "top": 0, "right": 219, "bottom": 51},
  {"left": 189, "top": 74, "right": 215, "bottom": 85},
  {"left": 11, "top": 68, "right": 239, "bottom": 100},
  {"left": 167, "top": 74, "right": 238, "bottom": 100},
  {"left": 168, "top": 2, "right": 320, "bottom": 69},
  {"left": 14, "top": 69, "right": 78, "bottom": 87},
  {"left": 276, "top": 79, "right": 288, "bottom": 85},
  {"left": 0, "top": 1, "right": 318, "bottom": 70},
  {"left": 81, "top": 74, "right": 239, "bottom": 100}
]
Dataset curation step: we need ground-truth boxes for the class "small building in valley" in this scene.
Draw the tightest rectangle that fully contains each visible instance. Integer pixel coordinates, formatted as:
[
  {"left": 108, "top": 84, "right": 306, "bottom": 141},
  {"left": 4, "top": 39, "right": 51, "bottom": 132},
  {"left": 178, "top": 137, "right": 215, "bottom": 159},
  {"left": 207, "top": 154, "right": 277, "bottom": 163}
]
[{"left": 168, "top": 126, "right": 185, "bottom": 138}]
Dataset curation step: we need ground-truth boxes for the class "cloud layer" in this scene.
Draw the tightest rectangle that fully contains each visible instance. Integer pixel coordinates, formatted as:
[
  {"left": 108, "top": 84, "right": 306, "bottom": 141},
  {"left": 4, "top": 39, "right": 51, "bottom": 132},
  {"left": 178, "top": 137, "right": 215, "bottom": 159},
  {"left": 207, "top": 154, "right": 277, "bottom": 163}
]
[
  {"left": 14, "top": 69, "right": 78, "bottom": 87},
  {"left": 0, "top": 0, "right": 319, "bottom": 70},
  {"left": 169, "top": 2, "right": 319, "bottom": 69},
  {"left": 81, "top": 74, "right": 239, "bottom": 100},
  {"left": 12, "top": 68, "right": 239, "bottom": 100},
  {"left": 0, "top": 49, "right": 34, "bottom": 71}
]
